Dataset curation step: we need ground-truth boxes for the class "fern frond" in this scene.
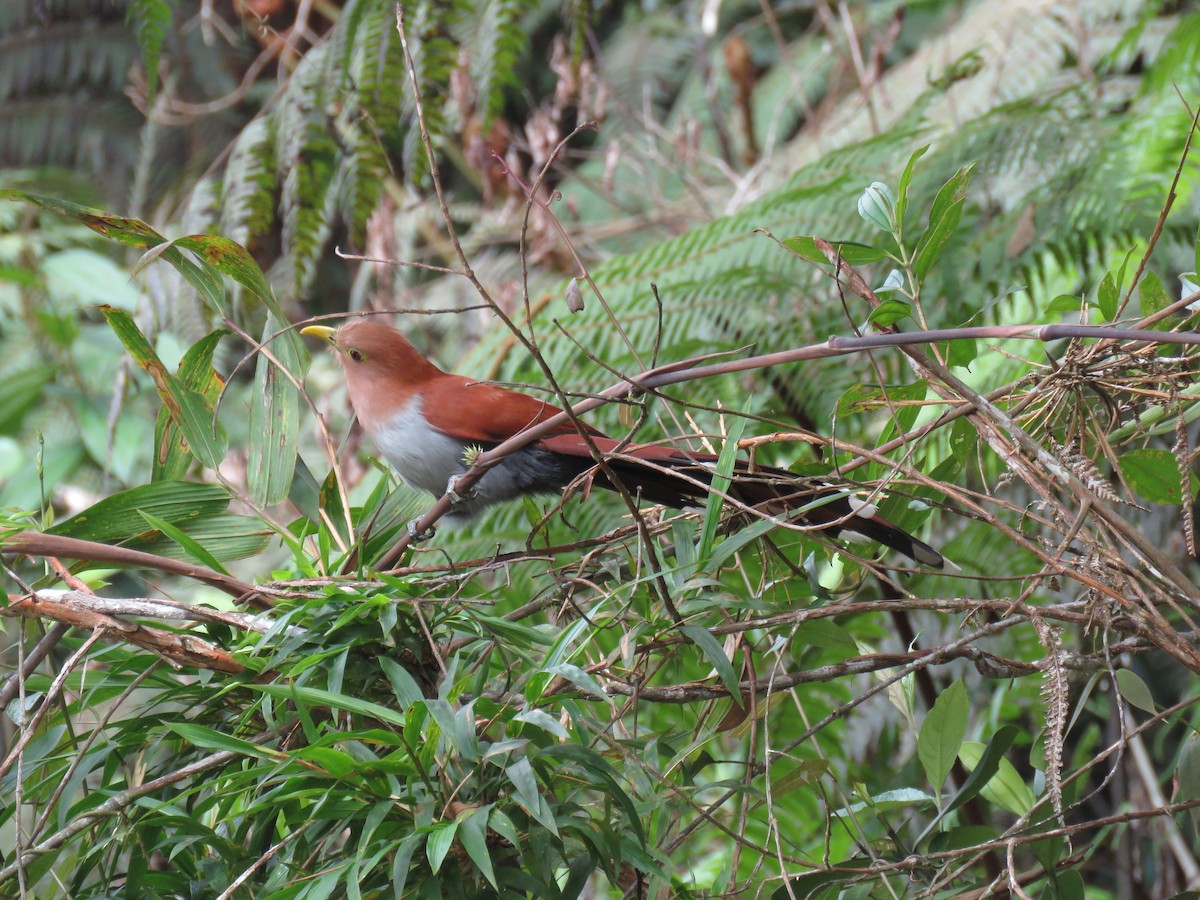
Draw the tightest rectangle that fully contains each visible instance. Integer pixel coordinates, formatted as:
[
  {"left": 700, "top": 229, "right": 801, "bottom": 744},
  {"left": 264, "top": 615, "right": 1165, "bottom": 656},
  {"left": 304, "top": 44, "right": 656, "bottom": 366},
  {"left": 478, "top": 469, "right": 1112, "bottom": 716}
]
[
  {"left": 469, "top": 0, "right": 525, "bottom": 128},
  {"left": 126, "top": 0, "right": 171, "bottom": 104}
]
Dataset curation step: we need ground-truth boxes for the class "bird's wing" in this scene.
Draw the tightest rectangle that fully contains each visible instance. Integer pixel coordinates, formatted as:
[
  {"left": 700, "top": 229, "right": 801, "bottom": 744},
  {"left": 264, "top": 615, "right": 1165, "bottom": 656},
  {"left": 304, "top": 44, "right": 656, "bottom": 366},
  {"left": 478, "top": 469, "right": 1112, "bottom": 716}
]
[{"left": 419, "top": 375, "right": 604, "bottom": 444}]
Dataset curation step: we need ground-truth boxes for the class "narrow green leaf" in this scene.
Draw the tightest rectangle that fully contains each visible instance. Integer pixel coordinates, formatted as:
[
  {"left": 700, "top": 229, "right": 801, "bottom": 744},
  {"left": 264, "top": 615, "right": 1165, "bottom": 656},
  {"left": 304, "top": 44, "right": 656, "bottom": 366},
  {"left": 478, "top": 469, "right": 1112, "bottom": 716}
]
[
  {"left": 167, "top": 723, "right": 283, "bottom": 760},
  {"left": 170, "top": 234, "right": 278, "bottom": 313},
  {"left": 378, "top": 656, "right": 424, "bottom": 710},
  {"left": 391, "top": 833, "right": 423, "bottom": 897},
  {"left": 101, "top": 306, "right": 228, "bottom": 469},
  {"left": 0, "top": 365, "right": 53, "bottom": 434},
  {"left": 425, "top": 821, "right": 458, "bottom": 874},
  {"left": 1115, "top": 668, "right": 1157, "bottom": 714},
  {"left": 457, "top": 806, "right": 498, "bottom": 889},
  {"left": 245, "top": 683, "right": 407, "bottom": 727},
  {"left": 505, "top": 756, "right": 558, "bottom": 835},
  {"left": 680, "top": 623, "right": 742, "bottom": 708},
  {"left": 782, "top": 236, "right": 888, "bottom": 265},
  {"left": 914, "top": 164, "right": 974, "bottom": 284},
  {"left": 248, "top": 315, "right": 305, "bottom": 505},
  {"left": 1119, "top": 448, "right": 1187, "bottom": 504},
  {"left": 0, "top": 190, "right": 164, "bottom": 249},
  {"left": 126, "top": 513, "right": 271, "bottom": 563},
  {"left": 153, "top": 330, "right": 228, "bottom": 482},
  {"left": 1139, "top": 271, "right": 1170, "bottom": 325},
  {"left": 959, "top": 740, "right": 1035, "bottom": 816},
  {"left": 918, "top": 679, "right": 969, "bottom": 791},
  {"left": 127, "top": 0, "right": 171, "bottom": 104},
  {"left": 697, "top": 417, "right": 746, "bottom": 562},
  {"left": 49, "top": 481, "right": 230, "bottom": 543},
  {"left": 1178, "top": 733, "right": 1200, "bottom": 834},
  {"left": 1097, "top": 271, "right": 1119, "bottom": 322},
  {"left": 138, "top": 510, "right": 231, "bottom": 575},
  {"left": 832, "top": 787, "right": 935, "bottom": 817},
  {"left": 543, "top": 663, "right": 612, "bottom": 703},
  {"left": 895, "top": 145, "right": 930, "bottom": 230}
]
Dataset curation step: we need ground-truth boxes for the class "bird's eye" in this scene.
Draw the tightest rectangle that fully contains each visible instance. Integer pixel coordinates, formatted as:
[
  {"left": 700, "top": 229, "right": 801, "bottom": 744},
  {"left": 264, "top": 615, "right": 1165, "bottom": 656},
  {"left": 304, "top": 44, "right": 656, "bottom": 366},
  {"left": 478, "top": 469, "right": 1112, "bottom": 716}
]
[{"left": 348, "top": 349, "right": 364, "bottom": 362}]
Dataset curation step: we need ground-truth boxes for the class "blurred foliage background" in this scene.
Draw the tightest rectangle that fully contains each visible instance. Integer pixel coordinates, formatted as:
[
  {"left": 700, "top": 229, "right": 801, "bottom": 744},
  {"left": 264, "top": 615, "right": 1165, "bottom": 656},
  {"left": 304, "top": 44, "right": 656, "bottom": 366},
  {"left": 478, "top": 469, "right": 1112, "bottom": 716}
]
[{"left": 5, "top": 0, "right": 1200, "bottom": 896}]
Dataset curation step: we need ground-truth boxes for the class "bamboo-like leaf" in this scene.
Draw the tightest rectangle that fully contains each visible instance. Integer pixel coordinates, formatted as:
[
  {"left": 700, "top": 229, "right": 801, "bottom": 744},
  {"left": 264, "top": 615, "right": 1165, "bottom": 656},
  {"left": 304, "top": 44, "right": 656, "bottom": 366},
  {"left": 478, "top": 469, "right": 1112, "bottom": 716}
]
[
  {"left": 153, "top": 330, "right": 227, "bottom": 483},
  {"left": 697, "top": 416, "right": 746, "bottom": 562},
  {"left": 680, "top": 623, "right": 742, "bottom": 709},
  {"left": 49, "top": 481, "right": 230, "bottom": 543},
  {"left": 138, "top": 510, "right": 231, "bottom": 575},
  {"left": 125, "top": 513, "right": 271, "bottom": 563},
  {"left": 248, "top": 315, "right": 305, "bottom": 505},
  {"left": 100, "top": 306, "right": 228, "bottom": 469}
]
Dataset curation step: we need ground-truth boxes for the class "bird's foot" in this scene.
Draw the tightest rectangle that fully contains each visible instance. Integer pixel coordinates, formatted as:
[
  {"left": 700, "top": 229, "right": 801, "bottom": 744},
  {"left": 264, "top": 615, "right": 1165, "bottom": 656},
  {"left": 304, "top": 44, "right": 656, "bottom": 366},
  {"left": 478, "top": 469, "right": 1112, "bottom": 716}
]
[
  {"left": 446, "top": 474, "right": 478, "bottom": 505},
  {"left": 406, "top": 519, "right": 436, "bottom": 542}
]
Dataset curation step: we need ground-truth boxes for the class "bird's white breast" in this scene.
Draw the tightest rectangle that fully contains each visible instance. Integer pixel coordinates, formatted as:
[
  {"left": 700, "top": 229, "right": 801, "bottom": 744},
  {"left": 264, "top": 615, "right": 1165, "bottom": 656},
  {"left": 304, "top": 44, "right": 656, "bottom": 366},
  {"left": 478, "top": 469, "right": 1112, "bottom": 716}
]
[
  {"left": 371, "top": 397, "right": 582, "bottom": 523},
  {"left": 372, "top": 397, "right": 467, "bottom": 498}
]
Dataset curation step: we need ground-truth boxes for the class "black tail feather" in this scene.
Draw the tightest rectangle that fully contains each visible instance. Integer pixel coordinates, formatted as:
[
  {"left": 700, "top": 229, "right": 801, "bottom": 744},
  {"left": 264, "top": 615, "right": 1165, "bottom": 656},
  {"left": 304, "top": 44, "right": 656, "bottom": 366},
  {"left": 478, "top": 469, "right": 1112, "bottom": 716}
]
[{"left": 591, "top": 452, "right": 946, "bottom": 569}]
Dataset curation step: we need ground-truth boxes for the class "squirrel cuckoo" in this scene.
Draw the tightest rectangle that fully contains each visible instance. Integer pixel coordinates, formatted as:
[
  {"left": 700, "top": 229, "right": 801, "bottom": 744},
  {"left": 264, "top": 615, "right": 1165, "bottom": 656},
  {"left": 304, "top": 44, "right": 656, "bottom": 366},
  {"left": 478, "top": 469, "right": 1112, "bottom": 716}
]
[{"left": 301, "top": 321, "right": 946, "bottom": 568}]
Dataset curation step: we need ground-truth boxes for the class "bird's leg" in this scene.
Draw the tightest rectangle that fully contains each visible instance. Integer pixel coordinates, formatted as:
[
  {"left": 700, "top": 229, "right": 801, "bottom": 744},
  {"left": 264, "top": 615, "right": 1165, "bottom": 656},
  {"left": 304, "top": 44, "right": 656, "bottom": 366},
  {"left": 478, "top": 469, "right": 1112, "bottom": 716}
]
[
  {"left": 446, "top": 473, "right": 477, "bottom": 505},
  {"left": 406, "top": 519, "right": 436, "bottom": 542}
]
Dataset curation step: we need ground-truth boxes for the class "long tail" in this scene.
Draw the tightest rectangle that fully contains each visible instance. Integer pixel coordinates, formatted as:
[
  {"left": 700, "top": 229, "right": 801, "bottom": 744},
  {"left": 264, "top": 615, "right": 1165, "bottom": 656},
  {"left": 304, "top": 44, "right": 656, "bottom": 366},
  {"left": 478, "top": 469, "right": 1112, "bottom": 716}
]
[{"left": 540, "top": 435, "right": 945, "bottom": 568}]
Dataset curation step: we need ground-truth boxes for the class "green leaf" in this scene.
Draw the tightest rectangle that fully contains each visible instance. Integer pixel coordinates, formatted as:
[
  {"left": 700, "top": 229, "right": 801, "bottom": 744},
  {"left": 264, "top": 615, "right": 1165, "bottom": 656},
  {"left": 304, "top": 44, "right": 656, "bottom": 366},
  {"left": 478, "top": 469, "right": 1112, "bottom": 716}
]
[
  {"left": 425, "top": 820, "right": 458, "bottom": 874},
  {"left": 457, "top": 806, "right": 498, "bottom": 888},
  {"left": 0, "top": 366, "right": 53, "bottom": 434},
  {"left": 245, "top": 683, "right": 407, "bottom": 727},
  {"left": 917, "top": 724, "right": 1018, "bottom": 846},
  {"left": 248, "top": 315, "right": 305, "bottom": 505},
  {"left": 1115, "top": 668, "right": 1157, "bottom": 714},
  {"left": 1044, "top": 293, "right": 1086, "bottom": 316},
  {"left": 947, "top": 336, "right": 977, "bottom": 368},
  {"left": 543, "top": 663, "right": 612, "bottom": 703},
  {"left": 138, "top": 510, "right": 231, "bottom": 575},
  {"left": 867, "top": 298, "right": 913, "bottom": 327},
  {"left": 858, "top": 181, "right": 895, "bottom": 232},
  {"left": 832, "top": 787, "right": 935, "bottom": 817},
  {"left": 1139, "top": 271, "right": 1170, "bottom": 325},
  {"left": 894, "top": 145, "right": 930, "bottom": 231},
  {"left": 126, "top": 513, "right": 271, "bottom": 563},
  {"left": 127, "top": 0, "right": 171, "bottom": 105},
  {"left": 697, "top": 417, "right": 746, "bottom": 562},
  {"left": 1119, "top": 448, "right": 1187, "bottom": 505},
  {"left": 1097, "top": 271, "right": 1119, "bottom": 323},
  {"left": 680, "top": 623, "right": 742, "bottom": 708},
  {"left": 379, "top": 656, "right": 425, "bottom": 710},
  {"left": 101, "top": 306, "right": 228, "bottom": 469},
  {"left": 918, "top": 679, "right": 969, "bottom": 791},
  {"left": 167, "top": 723, "right": 283, "bottom": 760},
  {"left": 169, "top": 234, "right": 278, "bottom": 313},
  {"left": 782, "top": 236, "right": 888, "bottom": 265},
  {"left": 772, "top": 860, "right": 873, "bottom": 900},
  {"left": 1177, "top": 733, "right": 1200, "bottom": 835},
  {"left": 958, "top": 739, "right": 1035, "bottom": 816},
  {"left": 49, "top": 481, "right": 230, "bottom": 543},
  {"left": 153, "top": 330, "right": 228, "bottom": 482},
  {"left": 914, "top": 164, "right": 974, "bottom": 284}
]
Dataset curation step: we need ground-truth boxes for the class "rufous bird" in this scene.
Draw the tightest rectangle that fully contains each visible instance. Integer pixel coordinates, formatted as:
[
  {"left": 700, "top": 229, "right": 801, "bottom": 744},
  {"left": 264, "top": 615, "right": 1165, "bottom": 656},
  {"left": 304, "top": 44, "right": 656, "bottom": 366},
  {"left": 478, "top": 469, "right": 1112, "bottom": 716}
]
[{"left": 301, "top": 320, "right": 946, "bottom": 568}]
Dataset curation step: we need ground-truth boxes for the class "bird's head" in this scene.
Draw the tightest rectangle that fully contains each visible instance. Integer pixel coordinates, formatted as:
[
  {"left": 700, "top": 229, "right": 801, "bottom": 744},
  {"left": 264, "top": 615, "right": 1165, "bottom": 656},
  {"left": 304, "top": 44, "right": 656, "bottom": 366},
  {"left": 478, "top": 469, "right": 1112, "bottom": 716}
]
[{"left": 300, "top": 320, "right": 444, "bottom": 428}]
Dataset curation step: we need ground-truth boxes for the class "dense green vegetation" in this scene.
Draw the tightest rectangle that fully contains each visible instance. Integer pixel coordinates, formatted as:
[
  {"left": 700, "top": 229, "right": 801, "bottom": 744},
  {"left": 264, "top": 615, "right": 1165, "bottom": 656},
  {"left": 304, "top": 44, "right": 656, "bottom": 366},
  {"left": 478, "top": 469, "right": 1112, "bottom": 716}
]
[{"left": 4, "top": 0, "right": 1200, "bottom": 896}]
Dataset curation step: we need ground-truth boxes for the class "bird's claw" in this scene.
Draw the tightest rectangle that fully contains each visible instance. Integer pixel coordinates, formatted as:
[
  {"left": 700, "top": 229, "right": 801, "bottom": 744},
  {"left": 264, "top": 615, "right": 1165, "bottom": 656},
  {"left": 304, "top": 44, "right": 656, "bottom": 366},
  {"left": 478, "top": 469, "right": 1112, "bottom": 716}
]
[
  {"left": 407, "top": 519, "right": 436, "bottom": 542},
  {"left": 446, "top": 474, "right": 477, "bottom": 505}
]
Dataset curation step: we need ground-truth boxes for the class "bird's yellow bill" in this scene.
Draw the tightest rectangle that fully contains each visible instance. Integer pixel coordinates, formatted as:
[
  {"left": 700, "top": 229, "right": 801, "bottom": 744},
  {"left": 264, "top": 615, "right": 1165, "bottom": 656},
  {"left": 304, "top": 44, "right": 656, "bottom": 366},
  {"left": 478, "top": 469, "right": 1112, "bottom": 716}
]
[{"left": 300, "top": 325, "right": 337, "bottom": 343}]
